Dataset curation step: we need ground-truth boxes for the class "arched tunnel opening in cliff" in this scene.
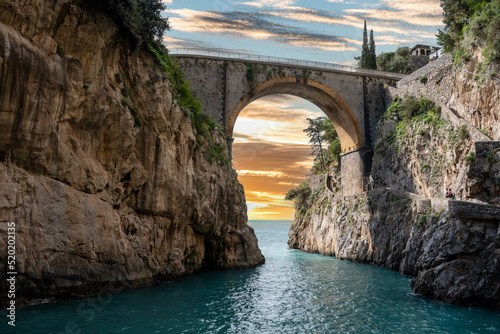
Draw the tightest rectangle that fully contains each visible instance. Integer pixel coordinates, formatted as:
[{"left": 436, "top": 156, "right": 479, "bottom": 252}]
[{"left": 231, "top": 94, "right": 338, "bottom": 221}]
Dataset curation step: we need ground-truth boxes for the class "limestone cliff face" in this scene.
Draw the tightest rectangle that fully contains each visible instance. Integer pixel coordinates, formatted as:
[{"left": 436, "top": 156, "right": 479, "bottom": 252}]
[
  {"left": 450, "top": 50, "right": 500, "bottom": 141},
  {"left": 0, "top": 0, "right": 263, "bottom": 307}
]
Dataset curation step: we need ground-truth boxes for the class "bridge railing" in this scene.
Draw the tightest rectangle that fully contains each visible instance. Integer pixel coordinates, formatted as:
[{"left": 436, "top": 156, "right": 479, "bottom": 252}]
[{"left": 169, "top": 48, "right": 407, "bottom": 79}]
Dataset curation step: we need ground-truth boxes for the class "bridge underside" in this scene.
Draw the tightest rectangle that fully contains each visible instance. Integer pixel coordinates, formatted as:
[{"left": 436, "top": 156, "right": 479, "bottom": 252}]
[
  {"left": 226, "top": 77, "right": 364, "bottom": 154},
  {"left": 175, "top": 56, "right": 396, "bottom": 196}
]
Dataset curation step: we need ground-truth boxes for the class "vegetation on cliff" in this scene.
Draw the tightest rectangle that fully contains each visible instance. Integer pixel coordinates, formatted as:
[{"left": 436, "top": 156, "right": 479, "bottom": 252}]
[
  {"left": 377, "top": 95, "right": 468, "bottom": 159},
  {"left": 438, "top": 0, "right": 500, "bottom": 63},
  {"left": 82, "top": 0, "right": 170, "bottom": 50},
  {"left": 150, "top": 43, "right": 228, "bottom": 164},
  {"left": 373, "top": 94, "right": 477, "bottom": 199}
]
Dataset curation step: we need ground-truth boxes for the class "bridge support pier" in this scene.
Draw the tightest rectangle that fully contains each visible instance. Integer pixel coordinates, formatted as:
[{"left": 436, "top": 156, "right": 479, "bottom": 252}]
[{"left": 341, "top": 148, "right": 370, "bottom": 196}]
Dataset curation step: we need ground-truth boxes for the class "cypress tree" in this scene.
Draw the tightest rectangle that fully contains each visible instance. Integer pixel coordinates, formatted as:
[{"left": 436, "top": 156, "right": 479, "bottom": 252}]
[
  {"left": 369, "top": 29, "right": 377, "bottom": 69},
  {"left": 360, "top": 20, "right": 369, "bottom": 68}
]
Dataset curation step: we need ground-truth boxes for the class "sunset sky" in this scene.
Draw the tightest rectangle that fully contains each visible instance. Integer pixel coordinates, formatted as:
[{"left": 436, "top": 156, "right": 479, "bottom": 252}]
[{"left": 161, "top": 0, "right": 445, "bottom": 220}]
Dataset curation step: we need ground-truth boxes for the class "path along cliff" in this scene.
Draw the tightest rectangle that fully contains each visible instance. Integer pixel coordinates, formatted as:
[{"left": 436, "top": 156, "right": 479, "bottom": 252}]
[
  {"left": 0, "top": 0, "right": 264, "bottom": 307},
  {"left": 289, "top": 51, "right": 500, "bottom": 308}
]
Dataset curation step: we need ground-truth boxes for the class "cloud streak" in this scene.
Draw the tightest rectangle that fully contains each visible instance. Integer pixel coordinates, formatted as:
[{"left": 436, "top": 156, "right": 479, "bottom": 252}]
[
  {"left": 168, "top": 9, "right": 359, "bottom": 51},
  {"left": 166, "top": 0, "right": 443, "bottom": 56},
  {"left": 344, "top": 0, "right": 443, "bottom": 28}
]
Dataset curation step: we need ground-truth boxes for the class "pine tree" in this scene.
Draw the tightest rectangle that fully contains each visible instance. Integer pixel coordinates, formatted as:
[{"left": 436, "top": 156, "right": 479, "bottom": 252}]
[{"left": 369, "top": 29, "right": 377, "bottom": 69}]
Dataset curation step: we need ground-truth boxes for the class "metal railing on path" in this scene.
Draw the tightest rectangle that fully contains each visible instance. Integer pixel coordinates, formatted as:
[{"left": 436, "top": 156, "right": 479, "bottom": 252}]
[{"left": 170, "top": 48, "right": 407, "bottom": 80}]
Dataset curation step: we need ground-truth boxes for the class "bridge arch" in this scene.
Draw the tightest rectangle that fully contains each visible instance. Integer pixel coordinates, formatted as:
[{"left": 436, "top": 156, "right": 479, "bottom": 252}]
[{"left": 226, "top": 77, "right": 364, "bottom": 153}]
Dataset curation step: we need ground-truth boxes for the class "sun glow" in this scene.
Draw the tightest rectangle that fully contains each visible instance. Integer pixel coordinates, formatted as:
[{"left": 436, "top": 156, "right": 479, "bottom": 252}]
[{"left": 232, "top": 94, "right": 323, "bottom": 220}]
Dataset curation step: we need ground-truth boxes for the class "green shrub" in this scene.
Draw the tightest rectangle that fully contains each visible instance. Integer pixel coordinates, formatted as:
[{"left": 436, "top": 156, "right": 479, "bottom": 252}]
[
  {"left": 285, "top": 182, "right": 312, "bottom": 210},
  {"left": 466, "top": 154, "right": 476, "bottom": 165},
  {"left": 127, "top": 105, "right": 143, "bottom": 127},
  {"left": 205, "top": 143, "right": 228, "bottom": 165},
  {"left": 388, "top": 96, "right": 436, "bottom": 122},
  {"left": 417, "top": 215, "right": 427, "bottom": 227},
  {"left": 458, "top": 125, "right": 470, "bottom": 140},
  {"left": 419, "top": 76, "right": 428, "bottom": 84}
]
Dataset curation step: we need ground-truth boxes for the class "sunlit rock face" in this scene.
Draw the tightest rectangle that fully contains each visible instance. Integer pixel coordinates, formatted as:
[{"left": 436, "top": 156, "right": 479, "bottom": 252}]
[{"left": 0, "top": 0, "right": 263, "bottom": 307}]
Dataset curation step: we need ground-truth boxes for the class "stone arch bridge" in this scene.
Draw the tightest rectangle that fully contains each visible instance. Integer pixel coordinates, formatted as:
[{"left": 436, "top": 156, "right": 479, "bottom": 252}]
[{"left": 174, "top": 50, "right": 406, "bottom": 196}]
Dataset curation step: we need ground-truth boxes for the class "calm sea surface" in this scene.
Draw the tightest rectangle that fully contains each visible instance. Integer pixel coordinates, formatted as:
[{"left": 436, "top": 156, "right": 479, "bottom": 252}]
[{"left": 2, "top": 220, "right": 499, "bottom": 333}]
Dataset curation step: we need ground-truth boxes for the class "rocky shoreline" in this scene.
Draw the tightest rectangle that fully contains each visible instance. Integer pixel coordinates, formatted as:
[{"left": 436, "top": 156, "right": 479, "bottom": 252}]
[{"left": 288, "top": 187, "right": 500, "bottom": 308}]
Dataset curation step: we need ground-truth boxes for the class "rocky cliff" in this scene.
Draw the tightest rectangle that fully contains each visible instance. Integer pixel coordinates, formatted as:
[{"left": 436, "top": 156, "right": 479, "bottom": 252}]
[
  {"left": 0, "top": 0, "right": 264, "bottom": 307},
  {"left": 288, "top": 187, "right": 500, "bottom": 308},
  {"left": 289, "top": 49, "right": 500, "bottom": 308}
]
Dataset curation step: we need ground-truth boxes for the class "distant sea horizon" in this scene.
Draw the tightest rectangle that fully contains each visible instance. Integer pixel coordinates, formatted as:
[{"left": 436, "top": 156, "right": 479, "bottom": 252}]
[{"left": 248, "top": 219, "right": 292, "bottom": 221}]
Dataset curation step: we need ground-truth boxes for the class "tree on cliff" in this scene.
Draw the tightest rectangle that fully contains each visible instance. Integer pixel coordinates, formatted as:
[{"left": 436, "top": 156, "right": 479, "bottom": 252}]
[
  {"left": 285, "top": 182, "right": 312, "bottom": 210},
  {"left": 377, "top": 47, "right": 416, "bottom": 74},
  {"left": 84, "top": 0, "right": 170, "bottom": 50},
  {"left": 303, "top": 117, "right": 341, "bottom": 174},
  {"left": 304, "top": 117, "right": 327, "bottom": 171}
]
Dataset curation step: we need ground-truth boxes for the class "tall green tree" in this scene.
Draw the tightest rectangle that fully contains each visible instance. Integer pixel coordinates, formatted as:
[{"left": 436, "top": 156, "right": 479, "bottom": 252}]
[
  {"left": 359, "top": 21, "right": 377, "bottom": 69},
  {"left": 368, "top": 29, "right": 377, "bottom": 69},
  {"left": 360, "top": 20, "right": 370, "bottom": 68},
  {"left": 304, "top": 117, "right": 327, "bottom": 171}
]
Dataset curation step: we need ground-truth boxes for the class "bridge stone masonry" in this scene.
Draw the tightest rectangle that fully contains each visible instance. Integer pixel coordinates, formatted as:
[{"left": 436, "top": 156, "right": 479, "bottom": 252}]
[{"left": 173, "top": 49, "right": 406, "bottom": 196}]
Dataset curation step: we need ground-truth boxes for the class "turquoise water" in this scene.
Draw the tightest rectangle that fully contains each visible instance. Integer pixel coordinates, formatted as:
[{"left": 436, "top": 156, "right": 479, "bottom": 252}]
[{"left": 2, "top": 220, "right": 499, "bottom": 333}]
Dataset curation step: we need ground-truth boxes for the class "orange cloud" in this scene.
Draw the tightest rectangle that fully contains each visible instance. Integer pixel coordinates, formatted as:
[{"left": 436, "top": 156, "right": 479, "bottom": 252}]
[{"left": 238, "top": 170, "right": 287, "bottom": 177}]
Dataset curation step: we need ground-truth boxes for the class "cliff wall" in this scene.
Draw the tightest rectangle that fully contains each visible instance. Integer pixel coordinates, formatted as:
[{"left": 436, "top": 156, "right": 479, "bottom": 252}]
[
  {"left": 0, "top": 0, "right": 263, "bottom": 307},
  {"left": 391, "top": 52, "right": 500, "bottom": 141}
]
